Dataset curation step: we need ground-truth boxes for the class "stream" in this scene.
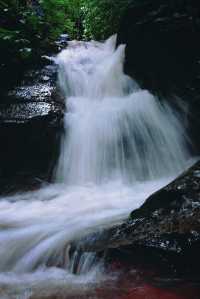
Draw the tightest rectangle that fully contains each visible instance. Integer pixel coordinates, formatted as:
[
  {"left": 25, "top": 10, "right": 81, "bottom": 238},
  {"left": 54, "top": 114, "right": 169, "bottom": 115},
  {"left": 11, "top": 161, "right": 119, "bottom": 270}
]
[{"left": 0, "top": 35, "right": 196, "bottom": 298}]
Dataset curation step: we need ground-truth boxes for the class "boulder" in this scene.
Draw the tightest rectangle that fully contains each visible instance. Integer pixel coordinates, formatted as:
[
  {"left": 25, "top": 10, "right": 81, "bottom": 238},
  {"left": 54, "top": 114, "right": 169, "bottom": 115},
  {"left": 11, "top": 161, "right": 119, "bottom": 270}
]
[
  {"left": 117, "top": 0, "right": 200, "bottom": 151},
  {"left": 0, "top": 62, "right": 64, "bottom": 194},
  {"left": 75, "top": 160, "right": 200, "bottom": 275}
]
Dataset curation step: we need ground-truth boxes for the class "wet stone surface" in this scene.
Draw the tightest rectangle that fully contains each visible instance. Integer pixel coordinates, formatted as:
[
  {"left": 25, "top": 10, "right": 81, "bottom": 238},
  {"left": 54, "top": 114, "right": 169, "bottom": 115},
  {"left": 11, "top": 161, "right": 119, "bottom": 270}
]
[
  {"left": 0, "top": 102, "right": 62, "bottom": 124},
  {"left": 117, "top": 0, "right": 200, "bottom": 151},
  {"left": 75, "top": 160, "right": 200, "bottom": 275},
  {"left": 0, "top": 61, "right": 64, "bottom": 192}
]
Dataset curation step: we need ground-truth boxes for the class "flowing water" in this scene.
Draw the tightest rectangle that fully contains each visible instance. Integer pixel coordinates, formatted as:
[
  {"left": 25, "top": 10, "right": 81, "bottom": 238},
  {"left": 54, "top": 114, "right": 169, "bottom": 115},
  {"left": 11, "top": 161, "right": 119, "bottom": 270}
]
[{"left": 0, "top": 35, "right": 195, "bottom": 298}]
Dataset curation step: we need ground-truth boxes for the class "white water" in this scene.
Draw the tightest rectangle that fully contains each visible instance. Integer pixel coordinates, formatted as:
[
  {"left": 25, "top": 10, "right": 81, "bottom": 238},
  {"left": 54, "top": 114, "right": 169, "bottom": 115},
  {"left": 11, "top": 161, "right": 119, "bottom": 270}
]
[
  {"left": 55, "top": 35, "right": 190, "bottom": 184},
  {"left": 0, "top": 35, "right": 194, "bottom": 298}
]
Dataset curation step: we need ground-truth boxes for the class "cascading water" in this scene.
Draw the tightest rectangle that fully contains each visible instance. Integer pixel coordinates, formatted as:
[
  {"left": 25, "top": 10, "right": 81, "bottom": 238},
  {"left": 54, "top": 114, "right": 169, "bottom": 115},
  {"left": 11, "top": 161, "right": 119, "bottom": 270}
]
[
  {"left": 0, "top": 35, "right": 194, "bottom": 298},
  {"left": 55, "top": 35, "right": 190, "bottom": 185}
]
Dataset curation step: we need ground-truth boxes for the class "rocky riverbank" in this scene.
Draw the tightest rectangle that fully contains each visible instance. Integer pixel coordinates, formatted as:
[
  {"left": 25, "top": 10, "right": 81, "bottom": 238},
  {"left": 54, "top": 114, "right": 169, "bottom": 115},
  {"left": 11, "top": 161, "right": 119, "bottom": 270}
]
[
  {"left": 0, "top": 60, "right": 65, "bottom": 194},
  {"left": 74, "top": 160, "right": 200, "bottom": 276}
]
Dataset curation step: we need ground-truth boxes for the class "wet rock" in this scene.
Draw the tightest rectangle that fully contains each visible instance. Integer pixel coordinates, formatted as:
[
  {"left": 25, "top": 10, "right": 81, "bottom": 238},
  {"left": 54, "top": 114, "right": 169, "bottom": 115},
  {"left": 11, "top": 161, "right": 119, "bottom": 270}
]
[
  {"left": 117, "top": 0, "right": 200, "bottom": 151},
  {"left": 0, "top": 102, "right": 62, "bottom": 124},
  {"left": 0, "top": 62, "right": 64, "bottom": 193},
  {"left": 76, "top": 160, "right": 200, "bottom": 275},
  {"left": 54, "top": 34, "right": 69, "bottom": 52}
]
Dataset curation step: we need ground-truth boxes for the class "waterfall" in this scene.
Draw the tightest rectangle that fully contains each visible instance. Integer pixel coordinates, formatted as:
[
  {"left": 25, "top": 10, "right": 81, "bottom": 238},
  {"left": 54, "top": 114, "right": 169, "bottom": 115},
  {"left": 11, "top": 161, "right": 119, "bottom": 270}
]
[
  {"left": 55, "top": 35, "right": 190, "bottom": 184},
  {"left": 0, "top": 35, "right": 194, "bottom": 298}
]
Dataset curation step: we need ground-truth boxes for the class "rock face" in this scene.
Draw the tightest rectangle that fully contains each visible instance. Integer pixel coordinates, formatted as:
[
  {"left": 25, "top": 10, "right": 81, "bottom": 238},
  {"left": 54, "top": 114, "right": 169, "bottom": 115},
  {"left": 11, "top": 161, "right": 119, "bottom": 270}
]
[
  {"left": 0, "top": 62, "right": 64, "bottom": 194},
  {"left": 117, "top": 0, "right": 200, "bottom": 151},
  {"left": 76, "top": 161, "right": 200, "bottom": 275}
]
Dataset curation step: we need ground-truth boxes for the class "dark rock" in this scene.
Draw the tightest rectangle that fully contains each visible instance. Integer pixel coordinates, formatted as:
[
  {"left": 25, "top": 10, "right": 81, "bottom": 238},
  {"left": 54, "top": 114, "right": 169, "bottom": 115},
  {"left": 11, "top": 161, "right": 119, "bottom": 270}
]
[
  {"left": 54, "top": 34, "right": 69, "bottom": 52},
  {"left": 117, "top": 0, "right": 200, "bottom": 151},
  {"left": 75, "top": 160, "right": 200, "bottom": 275},
  {"left": 0, "top": 62, "right": 64, "bottom": 194}
]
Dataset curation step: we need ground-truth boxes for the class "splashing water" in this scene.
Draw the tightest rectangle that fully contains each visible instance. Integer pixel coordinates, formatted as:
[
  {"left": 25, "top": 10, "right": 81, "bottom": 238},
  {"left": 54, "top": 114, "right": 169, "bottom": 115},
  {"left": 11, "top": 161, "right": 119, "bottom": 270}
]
[
  {"left": 55, "top": 35, "right": 190, "bottom": 184},
  {"left": 0, "top": 35, "right": 194, "bottom": 298}
]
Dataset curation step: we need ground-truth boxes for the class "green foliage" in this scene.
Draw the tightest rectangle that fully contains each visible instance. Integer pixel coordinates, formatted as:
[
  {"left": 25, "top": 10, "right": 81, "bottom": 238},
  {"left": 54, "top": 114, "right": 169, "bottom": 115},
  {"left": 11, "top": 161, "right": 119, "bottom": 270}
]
[
  {"left": 0, "top": 0, "right": 82, "bottom": 88},
  {"left": 0, "top": 0, "right": 132, "bottom": 65},
  {"left": 81, "top": 0, "right": 132, "bottom": 40},
  {"left": 0, "top": 0, "right": 82, "bottom": 46},
  {"left": 39, "top": 0, "right": 82, "bottom": 40},
  {"left": 0, "top": 0, "right": 133, "bottom": 89}
]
